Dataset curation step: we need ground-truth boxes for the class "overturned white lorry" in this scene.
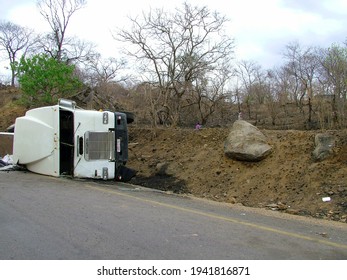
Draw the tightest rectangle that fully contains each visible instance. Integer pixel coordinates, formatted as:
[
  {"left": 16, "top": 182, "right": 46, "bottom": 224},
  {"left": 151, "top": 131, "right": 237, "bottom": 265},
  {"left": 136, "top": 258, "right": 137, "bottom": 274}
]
[{"left": 12, "top": 99, "right": 133, "bottom": 181}]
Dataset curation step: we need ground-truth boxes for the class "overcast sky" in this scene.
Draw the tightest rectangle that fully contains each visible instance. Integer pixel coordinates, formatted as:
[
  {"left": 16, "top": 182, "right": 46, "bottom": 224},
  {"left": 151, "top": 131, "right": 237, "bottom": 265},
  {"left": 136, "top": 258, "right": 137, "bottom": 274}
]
[{"left": 1, "top": 0, "right": 347, "bottom": 79}]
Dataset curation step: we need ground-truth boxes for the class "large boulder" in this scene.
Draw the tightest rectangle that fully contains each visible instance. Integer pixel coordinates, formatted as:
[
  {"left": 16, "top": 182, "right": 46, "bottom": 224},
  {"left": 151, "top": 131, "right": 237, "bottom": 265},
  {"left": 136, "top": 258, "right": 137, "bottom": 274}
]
[
  {"left": 224, "top": 120, "right": 272, "bottom": 162},
  {"left": 312, "top": 133, "right": 335, "bottom": 161}
]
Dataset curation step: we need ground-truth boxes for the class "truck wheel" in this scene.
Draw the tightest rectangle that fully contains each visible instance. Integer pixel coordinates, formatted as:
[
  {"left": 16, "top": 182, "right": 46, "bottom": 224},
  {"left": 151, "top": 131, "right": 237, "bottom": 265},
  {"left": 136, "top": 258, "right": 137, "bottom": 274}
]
[{"left": 122, "top": 112, "right": 135, "bottom": 124}]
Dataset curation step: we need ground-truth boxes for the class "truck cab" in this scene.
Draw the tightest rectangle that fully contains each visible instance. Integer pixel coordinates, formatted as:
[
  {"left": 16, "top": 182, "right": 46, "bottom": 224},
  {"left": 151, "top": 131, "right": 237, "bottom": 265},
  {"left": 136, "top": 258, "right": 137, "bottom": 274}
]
[{"left": 13, "top": 99, "right": 129, "bottom": 180}]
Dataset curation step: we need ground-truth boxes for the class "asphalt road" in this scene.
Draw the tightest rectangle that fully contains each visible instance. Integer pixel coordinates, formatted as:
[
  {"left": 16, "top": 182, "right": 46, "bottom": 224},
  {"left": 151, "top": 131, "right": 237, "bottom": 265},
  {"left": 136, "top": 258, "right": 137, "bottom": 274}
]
[{"left": 1, "top": 171, "right": 347, "bottom": 260}]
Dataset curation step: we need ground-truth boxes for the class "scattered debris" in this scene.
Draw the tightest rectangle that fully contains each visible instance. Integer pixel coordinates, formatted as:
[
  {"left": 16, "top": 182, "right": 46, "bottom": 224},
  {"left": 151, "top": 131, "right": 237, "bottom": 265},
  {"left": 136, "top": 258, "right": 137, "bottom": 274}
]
[
  {"left": 0, "top": 154, "right": 13, "bottom": 168},
  {"left": 265, "top": 202, "right": 288, "bottom": 211},
  {"left": 0, "top": 154, "right": 25, "bottom": 171}
]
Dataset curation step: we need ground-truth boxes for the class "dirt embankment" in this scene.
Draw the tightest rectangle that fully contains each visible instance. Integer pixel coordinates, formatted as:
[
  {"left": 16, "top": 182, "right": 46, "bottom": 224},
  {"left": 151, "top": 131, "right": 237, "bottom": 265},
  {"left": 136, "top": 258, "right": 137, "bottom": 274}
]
[
  {"left": 0, "top": 86, "right": 26, "bottom": 131},
  {"left": 128, "top": 127, "right": 347, "bottom": 223},
  {"left": 1, "top": 86, "right": 346, "bottom": 223}
]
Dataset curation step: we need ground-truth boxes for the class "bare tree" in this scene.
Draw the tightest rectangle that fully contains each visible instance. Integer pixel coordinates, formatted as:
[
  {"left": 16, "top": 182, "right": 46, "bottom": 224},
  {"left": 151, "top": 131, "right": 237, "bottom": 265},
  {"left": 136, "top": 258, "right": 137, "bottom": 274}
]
[
  {"left": 0, "top": 21, "right": 39, "bottom": 86},
  {"left": 117, "top": 2, "right": 234, "bottom": 126},
  {"left": 38, "top": 32, "right": 97, "bottom": 67},
  {"left": 265, "top": 66, "right": 297, "bottom": 127},
  {"left": 84, "top": 54, "right": 128, "bottom": 86},
  {"left": 283, "top": 42, "right": 318, "bottom": 126},
  {"left": 316, "top": 44, "right": 347, "bottom": 127},
  {"left": 37, "top": 0, "right": 87, "bottom": 61},
  {"left": 64, "top": 37, "right": 97, "bottom": 64},
  {"left": 188, "top": 64, "right": 232, "bottom": 125},
  {"left": 234, "top": 60, "right": 263, "bottom": 119}
]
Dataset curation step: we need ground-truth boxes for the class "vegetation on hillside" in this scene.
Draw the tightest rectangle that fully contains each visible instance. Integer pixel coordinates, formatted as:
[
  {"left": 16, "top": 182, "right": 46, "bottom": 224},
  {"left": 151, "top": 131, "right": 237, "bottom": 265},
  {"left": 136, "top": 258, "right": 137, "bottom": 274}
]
[{"left": 17, "top": 54, "right": 82, "bottom": 106}]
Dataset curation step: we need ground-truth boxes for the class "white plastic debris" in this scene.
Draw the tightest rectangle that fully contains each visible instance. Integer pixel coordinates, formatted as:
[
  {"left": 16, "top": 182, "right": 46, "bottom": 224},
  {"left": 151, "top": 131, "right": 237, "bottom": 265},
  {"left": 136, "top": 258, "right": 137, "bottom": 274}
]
[
  {"left": 2, "top": 154, "right": 14, "bottom": 164},
  {"left": 0, "top": 165, "right": 16, "bottom": 171},
  {"left": 0, "top": 154, "right": 22, "bottom": 171},
  {"left": 322, "top": 197, "right": 331, "bottom": 202}
]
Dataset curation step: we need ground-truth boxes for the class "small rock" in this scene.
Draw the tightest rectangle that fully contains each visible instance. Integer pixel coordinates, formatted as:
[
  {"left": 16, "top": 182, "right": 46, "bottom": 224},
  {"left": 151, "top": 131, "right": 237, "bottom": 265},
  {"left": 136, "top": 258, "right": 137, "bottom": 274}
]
[
  {"left": 277, "top": 202, "right": 287, "bottom": 210},
  {"left": 285, "top": 209, "right": 300, "bottom": 215},
  {"left": 266, "top": 203, "right": 279, "bottom": 208},
  {"left": 317, "top": 232, "right": 329, "bottom": 238},
  {"left": 337, "top": 186, "right": 346, "bottom": 193},
  {"left": 312, "top": 133, "right": 335, "bottom": 161},
  {"left": 155, "top": 162, "right": 175, "bottom": 176}
]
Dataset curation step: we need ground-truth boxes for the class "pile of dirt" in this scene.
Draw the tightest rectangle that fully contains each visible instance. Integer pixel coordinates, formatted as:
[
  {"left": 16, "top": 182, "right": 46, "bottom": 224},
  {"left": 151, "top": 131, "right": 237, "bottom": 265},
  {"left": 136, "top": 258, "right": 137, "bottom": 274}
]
[{"left": 127, "top": 127, "right": 347, "bottom": 223}]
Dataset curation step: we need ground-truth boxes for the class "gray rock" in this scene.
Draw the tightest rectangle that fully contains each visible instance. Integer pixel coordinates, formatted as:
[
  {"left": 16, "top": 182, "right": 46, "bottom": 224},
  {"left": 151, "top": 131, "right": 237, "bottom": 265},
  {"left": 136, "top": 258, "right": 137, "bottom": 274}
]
[
  {"left": 312, "top": 133, "right": 335, "bottom": 161},
  {"left": 155, "top": 162, "right": 169, "bottom": 175},
  {"left": 224, "top": 120, "right": 272, "bottom": 162},
  {"left": 155, "top": 162, "right": 176, "bottom": 176}
]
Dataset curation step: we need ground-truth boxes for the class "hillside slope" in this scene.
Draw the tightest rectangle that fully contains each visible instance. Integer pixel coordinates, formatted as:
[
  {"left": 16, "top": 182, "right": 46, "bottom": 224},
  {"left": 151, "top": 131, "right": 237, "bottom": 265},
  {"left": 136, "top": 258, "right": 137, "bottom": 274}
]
[
  {"left": 0, "top": 86, "right": 26, "bottom": 131},
  {"left": 1, "top": 86, "right": 346, "bottom": 223},
  {"left": 128, "top": 127, "right": 347, "bottom": 223}
]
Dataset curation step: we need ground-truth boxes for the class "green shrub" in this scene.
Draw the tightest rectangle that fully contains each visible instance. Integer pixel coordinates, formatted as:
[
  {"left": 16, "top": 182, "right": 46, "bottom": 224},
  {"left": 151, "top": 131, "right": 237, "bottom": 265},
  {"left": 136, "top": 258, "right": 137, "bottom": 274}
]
[{"left": 17, "top": 54, "right": 82, "bottom": 106}]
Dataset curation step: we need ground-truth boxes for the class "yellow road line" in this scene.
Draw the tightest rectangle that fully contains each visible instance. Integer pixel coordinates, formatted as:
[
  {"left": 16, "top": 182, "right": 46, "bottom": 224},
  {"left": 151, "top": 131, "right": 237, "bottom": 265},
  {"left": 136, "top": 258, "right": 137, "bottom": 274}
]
[{"left": 87, "top": 184, "right": 347, "bottom": 250}]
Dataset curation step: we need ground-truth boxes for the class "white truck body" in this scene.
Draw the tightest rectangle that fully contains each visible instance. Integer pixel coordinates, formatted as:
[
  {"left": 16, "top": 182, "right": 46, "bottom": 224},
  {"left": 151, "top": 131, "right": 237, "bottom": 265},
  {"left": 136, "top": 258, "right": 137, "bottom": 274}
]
[{"left": 13, "top": 99, "right": 128, "bottom": 180}]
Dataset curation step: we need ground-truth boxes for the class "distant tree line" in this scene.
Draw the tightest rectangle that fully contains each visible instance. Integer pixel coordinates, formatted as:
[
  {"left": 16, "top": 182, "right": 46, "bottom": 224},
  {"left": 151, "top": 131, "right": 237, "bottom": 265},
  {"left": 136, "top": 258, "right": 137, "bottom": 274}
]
[
  {"left": 0, "top": 0, "right": 346, "bottom": 129},
  {"left": 233, "top": 42, "right": 347, "bottom": 129}
]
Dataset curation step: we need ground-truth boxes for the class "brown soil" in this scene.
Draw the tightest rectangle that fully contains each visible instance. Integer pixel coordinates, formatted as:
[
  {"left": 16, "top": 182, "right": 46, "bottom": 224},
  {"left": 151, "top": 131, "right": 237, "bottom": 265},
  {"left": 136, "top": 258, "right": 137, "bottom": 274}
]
[
  {"left": 127, "top": 127, "right": 347, "bottom": 223},
  {"left": 1, "top": 86, "right": 346, "bottom": 223},
  {"left": 0, "top": 86, "right": 26, "bottom": 131}
]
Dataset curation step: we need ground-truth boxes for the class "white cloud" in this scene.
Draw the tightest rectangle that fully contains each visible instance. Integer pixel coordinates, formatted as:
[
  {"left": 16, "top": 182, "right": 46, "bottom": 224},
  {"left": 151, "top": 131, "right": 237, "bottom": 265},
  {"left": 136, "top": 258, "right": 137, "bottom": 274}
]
[{"left": 224, "top": 0, "right": 347, "bottom": 67}]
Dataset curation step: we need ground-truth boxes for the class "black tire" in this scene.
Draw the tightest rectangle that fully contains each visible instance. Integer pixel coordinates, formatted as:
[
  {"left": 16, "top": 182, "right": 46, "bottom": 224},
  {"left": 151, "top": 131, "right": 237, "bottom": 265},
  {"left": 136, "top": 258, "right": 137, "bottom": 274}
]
[{"left": 122, "top": 111, "right": 135, "bottom": 124}]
